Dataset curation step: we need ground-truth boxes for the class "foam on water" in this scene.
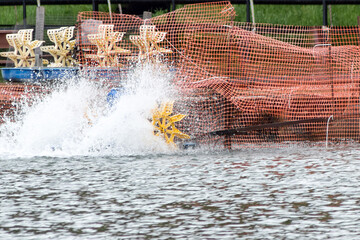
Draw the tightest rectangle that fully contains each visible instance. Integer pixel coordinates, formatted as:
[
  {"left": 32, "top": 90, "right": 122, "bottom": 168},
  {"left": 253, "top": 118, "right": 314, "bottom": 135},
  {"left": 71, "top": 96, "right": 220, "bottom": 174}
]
[{"left": 0, "top": 64, "right": 178, "bottom": 158}]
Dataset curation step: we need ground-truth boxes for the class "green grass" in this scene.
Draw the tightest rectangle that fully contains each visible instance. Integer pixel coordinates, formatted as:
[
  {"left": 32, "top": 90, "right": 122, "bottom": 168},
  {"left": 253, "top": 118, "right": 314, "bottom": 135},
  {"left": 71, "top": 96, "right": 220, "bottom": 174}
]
[
  {"left": 0, "top": 4, "right": 360, "bottom": 26},
  {"left": 233, "top": 4, "right": 360, "bottom": 26},
  {"left": 234, "top": 5, "right": 322, "bottom": 25},
  {"left": 0, "top": 4, "right": 117, "bottom": 26}
]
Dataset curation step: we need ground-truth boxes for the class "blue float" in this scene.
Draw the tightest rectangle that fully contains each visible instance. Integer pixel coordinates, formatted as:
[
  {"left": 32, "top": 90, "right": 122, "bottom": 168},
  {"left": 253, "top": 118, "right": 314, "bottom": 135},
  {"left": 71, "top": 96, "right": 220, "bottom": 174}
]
[
  {"left": 1, "top": 67, "right": 79, "bottom": 82},
  {"left": 107, "top": 87, "right": 125, "bottom": 107}
]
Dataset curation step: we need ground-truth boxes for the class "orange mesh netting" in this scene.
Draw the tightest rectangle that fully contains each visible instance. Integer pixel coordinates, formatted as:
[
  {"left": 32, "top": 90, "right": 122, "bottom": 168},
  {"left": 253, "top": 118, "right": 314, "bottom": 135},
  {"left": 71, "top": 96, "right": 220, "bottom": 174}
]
[
  {"left": 0, "top": 84, "right": 44, "bottom": 123},
  {"left": 77, "top": 1, "right": 360, "bottom": 148}
]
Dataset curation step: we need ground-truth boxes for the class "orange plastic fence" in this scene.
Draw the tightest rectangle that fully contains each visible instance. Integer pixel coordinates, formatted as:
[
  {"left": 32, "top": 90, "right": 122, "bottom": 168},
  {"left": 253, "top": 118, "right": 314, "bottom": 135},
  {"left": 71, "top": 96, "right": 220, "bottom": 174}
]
[
  {"left": 0, "top": 84, "right": 44, "bottom": 123},
  {"left": 0, "top": 1, "right": 342, "bottom": 148}
]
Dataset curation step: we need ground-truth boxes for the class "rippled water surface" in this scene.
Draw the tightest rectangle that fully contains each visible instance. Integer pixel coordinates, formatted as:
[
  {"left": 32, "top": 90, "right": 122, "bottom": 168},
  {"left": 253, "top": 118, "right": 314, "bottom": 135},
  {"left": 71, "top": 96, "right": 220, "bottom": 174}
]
[
  {"left": 1, "top": 146, "right": 360, "bottom": 239},
  {"left": 1, "top": 65, "right": 359, "bottom": 238}
]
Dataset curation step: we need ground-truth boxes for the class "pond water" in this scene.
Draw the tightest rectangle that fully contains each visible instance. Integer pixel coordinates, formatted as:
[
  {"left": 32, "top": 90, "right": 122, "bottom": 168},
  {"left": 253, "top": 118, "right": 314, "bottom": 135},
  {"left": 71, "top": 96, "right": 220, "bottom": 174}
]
[
  {"left": 1, "top": 146, "right": 360, "bottom": 239},
  {"left": 1, "top": 65, "right": 360, "bottom": 239}
]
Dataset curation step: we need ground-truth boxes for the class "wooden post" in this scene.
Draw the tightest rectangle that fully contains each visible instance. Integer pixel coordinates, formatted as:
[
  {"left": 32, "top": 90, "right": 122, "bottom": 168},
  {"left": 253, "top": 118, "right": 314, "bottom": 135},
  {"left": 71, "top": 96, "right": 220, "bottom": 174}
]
[
  {"left": 35, "top": 6, "right": 45, "bottom": 66},
  {"left": 35, "top": 7, "right": 45, "bottom": 42},
  {"left": 143, "top": 11, "right": 152, "bottom": 20}
]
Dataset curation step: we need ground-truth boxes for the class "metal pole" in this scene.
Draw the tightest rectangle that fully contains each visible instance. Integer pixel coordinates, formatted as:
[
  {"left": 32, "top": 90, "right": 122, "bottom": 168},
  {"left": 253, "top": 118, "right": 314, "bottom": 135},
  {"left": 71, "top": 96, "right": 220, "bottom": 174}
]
[
  {"left": 172, "top": 0, "right": 175, "bottom": 11},
  {"left": 323, "top": 0, "right": 328, "bottom": 26},
  {"left": 246, "top": 0, "right": 250, "bottom": 22},
  {"left": 250, "top": 0, "right": 255, "bottom": 24},
  {"left": 22, "top": 0, "right": 27, "bottom": 27},
  {"left": 92, "top": 0, "right": 98, "bottom": 11},
  {"left": 107, "top": 0, "right": 112, "bottom": 22}
]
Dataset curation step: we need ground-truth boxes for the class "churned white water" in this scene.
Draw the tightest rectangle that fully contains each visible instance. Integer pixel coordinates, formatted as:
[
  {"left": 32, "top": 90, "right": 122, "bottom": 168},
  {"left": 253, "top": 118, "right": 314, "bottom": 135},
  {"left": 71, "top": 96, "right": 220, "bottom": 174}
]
[{"left": 0, "top": 64, "right": 178, "bottom": 158}]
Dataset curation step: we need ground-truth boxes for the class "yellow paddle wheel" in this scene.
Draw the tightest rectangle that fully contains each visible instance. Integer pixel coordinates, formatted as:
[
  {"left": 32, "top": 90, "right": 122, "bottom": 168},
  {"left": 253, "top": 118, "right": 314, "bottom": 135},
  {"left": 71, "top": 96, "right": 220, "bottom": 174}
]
[
  {"left": 151, "top": 102, "right": 190, "bottom": 145},
  {"left": 130, "top": 25, "right": 189, "bottom": 146}
]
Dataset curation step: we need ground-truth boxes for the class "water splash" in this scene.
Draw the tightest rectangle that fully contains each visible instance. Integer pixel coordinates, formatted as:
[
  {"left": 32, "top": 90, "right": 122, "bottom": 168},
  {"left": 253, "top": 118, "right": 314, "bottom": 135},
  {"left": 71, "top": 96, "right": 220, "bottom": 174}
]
[{"left": 0, "top": 63, "right": 178, "bottom": 158}]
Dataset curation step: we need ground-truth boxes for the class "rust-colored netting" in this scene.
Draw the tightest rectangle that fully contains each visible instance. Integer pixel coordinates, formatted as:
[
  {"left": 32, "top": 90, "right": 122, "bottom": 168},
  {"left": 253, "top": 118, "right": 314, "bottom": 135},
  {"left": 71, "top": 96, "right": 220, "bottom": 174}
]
[
  {"left": 0, "top": 84, "right": 43, "bottom": 123},
  {"left": 75, "top": 1, "right": 360, "bottom": 148}
]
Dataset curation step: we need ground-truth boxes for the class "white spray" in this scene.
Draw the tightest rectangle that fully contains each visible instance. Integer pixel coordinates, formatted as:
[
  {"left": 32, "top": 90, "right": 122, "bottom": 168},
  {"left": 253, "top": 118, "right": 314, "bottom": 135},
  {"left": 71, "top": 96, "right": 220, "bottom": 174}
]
[{"left": 0, "top": 63, "right": 178, "bottom": 158}]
